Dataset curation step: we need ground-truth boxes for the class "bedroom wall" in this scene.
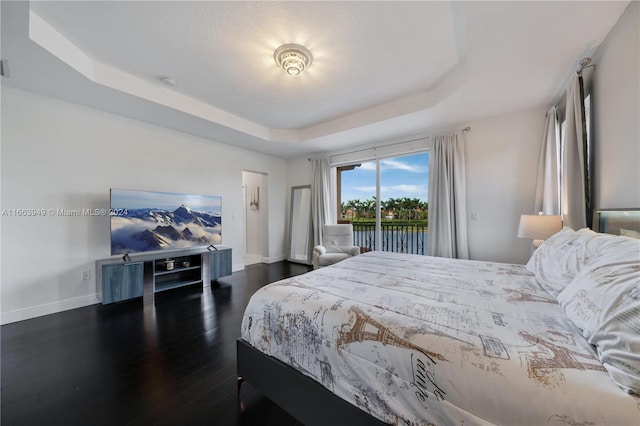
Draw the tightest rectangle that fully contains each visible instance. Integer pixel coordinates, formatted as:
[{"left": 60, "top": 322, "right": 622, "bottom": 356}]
[
  {"left": 591, "top": 0, "right": 639, "bottom": 209},
  {"left": 287, "top": 107, "right": 545, "bottom": 265},
  {"left": 1, "top": 87, "right": 288, "bottom": 324},
  {"left": 242, "top": 170, "right": 269, "bottom": 265},
  {"left": 464, "top": 108, "right": 545, "bottom": 263}
]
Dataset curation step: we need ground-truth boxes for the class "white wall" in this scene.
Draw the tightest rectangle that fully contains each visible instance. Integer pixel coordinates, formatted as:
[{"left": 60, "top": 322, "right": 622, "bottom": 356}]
[
  {"left": 465, "top": 108, "right": 545, "bottom": 264},
  {"left": 243, "top": 170, "right": 270, "bottom": 264},
  {"left": 287, "top": 158, "right": 313, "bottom": 189},
  {"left": 1, "top": 87, "right": 287, "bottom": 323},
  {"left": 591, "top": 1, "right": 640, "bottom": 209}
]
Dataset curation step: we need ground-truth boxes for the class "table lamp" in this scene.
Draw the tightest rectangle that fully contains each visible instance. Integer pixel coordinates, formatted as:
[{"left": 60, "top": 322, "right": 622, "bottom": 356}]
[{"left": 517, "top": 214, "right": 562, "bottom": 247}]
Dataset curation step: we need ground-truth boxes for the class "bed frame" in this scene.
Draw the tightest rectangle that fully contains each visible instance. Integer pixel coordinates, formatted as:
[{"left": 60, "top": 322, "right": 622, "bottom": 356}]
[
  {"left": 236, "top": 338, "right": 388, "bottom": 426},
  {"left": 592, "top": 208, "right": 640, "bottom": 235}
]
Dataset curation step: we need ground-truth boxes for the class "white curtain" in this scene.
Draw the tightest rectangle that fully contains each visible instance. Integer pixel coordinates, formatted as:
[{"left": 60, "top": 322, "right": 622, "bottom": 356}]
[
  {"left": 562, "top": 74, "right": 589, "bottom": 229},
  {"left": 427, "top": 131, "right": 469, "bottom": 259},
  {"left": 311, "top": 158, "right": 332, "bottom": 246},
  {"left": 534, "top": 106, "right": 560, "bottom": 215}
]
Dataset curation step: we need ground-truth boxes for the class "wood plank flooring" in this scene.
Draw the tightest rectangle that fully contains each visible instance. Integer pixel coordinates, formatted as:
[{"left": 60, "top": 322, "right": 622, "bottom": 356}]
[{"left": 1, "top": 261, "right": 312, "bottom": 426}]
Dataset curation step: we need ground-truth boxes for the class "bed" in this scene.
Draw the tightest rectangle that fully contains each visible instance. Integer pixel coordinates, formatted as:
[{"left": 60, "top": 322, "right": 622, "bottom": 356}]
[{"left": 237, "top": 214, "right": 640, "bottom": 425}]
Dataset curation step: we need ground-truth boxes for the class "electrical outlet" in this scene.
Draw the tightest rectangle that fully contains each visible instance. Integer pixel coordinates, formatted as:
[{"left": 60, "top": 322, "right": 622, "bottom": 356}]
[
  {"left": 471, "top": 211, "right": 479, "bottom": 221},
  {"left": 82, "top": 270, "right": 91, "bottom": 280}
]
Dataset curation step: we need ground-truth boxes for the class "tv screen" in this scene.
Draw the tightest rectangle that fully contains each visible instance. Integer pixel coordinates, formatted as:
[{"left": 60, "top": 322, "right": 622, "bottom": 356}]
[{"left": 110, "top": 188, "right": 222, "bottom": 255}]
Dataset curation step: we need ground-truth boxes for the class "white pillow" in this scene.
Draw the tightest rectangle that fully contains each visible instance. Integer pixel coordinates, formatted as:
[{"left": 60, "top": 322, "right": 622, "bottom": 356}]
[
  {"left": 526, "top": 227, "right": 611, "bottom": 297},
  {"left": 557, "top": 235, "right": 640, "bottom": 394}
]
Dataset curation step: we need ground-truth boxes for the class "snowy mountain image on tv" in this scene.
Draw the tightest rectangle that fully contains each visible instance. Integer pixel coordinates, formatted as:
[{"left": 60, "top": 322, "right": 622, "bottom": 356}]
[{"left": 110, "top": 189, "right": 222, "bottom": 255}]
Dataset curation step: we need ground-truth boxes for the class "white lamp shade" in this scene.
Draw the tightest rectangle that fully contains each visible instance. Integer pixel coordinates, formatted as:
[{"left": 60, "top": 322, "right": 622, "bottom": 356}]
[{"left": 517, "top": 215, "right": 562, "bottom": 240}]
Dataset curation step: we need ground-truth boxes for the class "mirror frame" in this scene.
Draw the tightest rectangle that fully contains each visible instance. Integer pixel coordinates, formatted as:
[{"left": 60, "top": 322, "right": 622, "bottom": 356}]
[{"left": 288, "top": 185, "right": 312, "bottom": 264}]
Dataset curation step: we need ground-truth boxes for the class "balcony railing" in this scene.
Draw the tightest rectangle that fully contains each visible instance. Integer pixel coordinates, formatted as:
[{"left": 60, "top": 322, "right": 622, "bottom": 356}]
[{"left": 351, "top": 222, "right": 428, "bottom": 255}]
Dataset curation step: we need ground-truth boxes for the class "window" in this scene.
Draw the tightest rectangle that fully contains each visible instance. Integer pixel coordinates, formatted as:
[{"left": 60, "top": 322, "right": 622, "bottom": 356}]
[
  {"left": 337, "top": 152, "right": 429, "bottom": 254},
  {"left": 584, "top": 93, "right": 591, "bottom": 151}
]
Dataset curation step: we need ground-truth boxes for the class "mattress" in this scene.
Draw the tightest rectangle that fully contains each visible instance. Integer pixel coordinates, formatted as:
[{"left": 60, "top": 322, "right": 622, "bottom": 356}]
[{"left": 240, "top": 251, "right": 640, "bottom": 425}]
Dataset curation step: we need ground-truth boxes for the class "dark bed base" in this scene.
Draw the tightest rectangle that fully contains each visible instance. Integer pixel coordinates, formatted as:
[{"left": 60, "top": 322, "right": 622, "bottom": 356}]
[{"left": 236, "top": 338, "right": 389, "bottom": 426}]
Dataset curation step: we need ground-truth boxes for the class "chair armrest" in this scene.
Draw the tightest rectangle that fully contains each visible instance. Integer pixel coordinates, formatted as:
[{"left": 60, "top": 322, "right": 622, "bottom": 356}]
[
  {"left": 343, "top": 246, "right": 361, "bottom": 256},
  {"left": 313, "top": 245, "right": 327, "bottom": 256},
  {"left": 330, "top": 245, "right": 360, "bottom": 256}
]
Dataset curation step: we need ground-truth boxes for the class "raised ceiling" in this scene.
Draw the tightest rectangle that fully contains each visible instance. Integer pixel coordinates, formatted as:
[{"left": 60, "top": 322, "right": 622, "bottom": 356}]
[{"left": 1, "top": 1, "right": 630, "bottom": 159}]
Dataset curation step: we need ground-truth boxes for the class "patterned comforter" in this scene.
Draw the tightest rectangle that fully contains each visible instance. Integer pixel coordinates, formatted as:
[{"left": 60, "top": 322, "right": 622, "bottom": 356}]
[{"left": 241, "top": 251, "right": 640, "bottom": 425}]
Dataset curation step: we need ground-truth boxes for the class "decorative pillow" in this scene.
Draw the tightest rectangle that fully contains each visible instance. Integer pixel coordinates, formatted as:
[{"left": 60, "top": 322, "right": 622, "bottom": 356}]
[
  {"left": 557, "top": 235, "right": 640, "bottom": 394},
  {"left": 526, "top": 227, "right": 613, "bottom": 297}
]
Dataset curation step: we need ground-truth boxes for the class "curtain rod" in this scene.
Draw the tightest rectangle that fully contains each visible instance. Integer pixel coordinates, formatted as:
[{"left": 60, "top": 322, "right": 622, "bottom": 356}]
[
  {"left": 577, "top": 57, "right": 595, "bottom": 75},
  {"left": 548, "top": 57, "right": 596, "bottom": 108},
  {"left": 308, "top": 126, "right": 471, "bottom": 161}
]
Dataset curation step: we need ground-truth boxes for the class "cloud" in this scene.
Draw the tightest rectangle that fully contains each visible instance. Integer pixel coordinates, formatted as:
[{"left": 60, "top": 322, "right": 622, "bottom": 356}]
[
  {"left": 352, "top": 184, "right": 427, "bottom": 197},
  {"left": 387, "top": 184, "right": 424, "bottom": 193},
  {"left": 358, "top": 162, "right": 377, "bottom": 171},
  {"left": 381, "top": 159, "right": 426, "bottom": 173},
  {"left": 353, "top": 186, "right": 377, "bottom": 193},
  {"left": 356, "top": 159, "right": 427, "bottom": 173}
]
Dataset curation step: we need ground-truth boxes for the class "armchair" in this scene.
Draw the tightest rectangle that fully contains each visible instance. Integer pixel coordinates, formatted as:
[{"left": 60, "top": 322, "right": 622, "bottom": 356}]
[{"left": 312, "top": 224, "right": 360, "bottom": 269}]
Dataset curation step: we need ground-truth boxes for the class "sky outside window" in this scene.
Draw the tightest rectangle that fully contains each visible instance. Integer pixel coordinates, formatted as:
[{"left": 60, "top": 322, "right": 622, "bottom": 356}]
[{"left": 341, "top": 152, "right": 429, "bottom": 204}]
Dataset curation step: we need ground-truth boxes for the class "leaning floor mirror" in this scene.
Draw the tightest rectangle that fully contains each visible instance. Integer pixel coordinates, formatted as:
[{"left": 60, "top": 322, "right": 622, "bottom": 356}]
[{"left": 288, "top": 185, "right": 312, "bottom": 264}]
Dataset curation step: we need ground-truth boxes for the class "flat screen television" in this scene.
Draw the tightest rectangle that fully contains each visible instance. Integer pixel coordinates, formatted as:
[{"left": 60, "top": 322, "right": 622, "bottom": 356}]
[{"left": 110, "top": 188, "right": 222, "bottom": 255}]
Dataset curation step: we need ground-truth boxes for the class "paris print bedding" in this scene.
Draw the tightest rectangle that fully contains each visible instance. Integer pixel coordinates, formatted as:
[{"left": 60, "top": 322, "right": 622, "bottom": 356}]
[{"left": 240, "top": 251, "right": 639, "bottom": 425}]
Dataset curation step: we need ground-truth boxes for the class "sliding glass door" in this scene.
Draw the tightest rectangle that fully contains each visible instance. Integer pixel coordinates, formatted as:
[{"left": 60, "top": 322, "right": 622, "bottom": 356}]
[{"left": 338, "top": 152, "right": 429, "bottom": 254}]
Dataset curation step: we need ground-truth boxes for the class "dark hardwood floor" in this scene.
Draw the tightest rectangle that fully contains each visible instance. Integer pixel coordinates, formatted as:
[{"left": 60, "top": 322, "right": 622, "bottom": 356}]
[{"left": 1, "top": 261, "right": 312, "bottom": 426}]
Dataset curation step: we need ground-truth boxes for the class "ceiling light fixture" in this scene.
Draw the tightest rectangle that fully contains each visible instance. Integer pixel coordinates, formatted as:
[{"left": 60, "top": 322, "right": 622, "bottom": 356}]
[{"left": 274, "top": 44, "right": 313, "bottom": 76}]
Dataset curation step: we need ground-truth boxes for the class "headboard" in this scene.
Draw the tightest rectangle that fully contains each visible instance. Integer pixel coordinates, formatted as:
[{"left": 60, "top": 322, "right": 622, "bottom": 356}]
[{"left": 593, "top": 208, "right": 640, "bottom": 238}]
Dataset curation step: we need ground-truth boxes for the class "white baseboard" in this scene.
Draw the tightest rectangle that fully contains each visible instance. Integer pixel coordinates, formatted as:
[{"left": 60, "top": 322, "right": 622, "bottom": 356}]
[
  {"left": 1, "top": 293, "right": 100, "bottom": 325},
  {"left": 244, "top": 253, "right": 287, "bottom": 266},
  {"left": 1, "top": 253, "right": 291, "bottom": 324},
  {"left": 243, "top": 253, "right": 262, "bottom": 266},
  {"left": 262, "top": 254, "right": 287, "bottom": 264}
]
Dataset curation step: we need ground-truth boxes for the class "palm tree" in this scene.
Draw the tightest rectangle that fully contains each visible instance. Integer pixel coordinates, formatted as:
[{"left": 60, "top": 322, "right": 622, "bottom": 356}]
[
  {"left": 386, "top": 197, "right": 399, "bottom": 220},
  {"left": 344, "top": 199, "right": 359, "bottom": 220},
  {"left": 419, "top": 201, "right": 428, "bottom": 220},
  {"left": 380, "top": 199, "right": 389, "bottom": 219},
  {"left": 397, "top": 197, "right": 411, "bottom": 220},
  {"left": 348, "top": 199, "right": 358, "bottom": 220},
  {"left": 354, "top": 199, "right": 367, "bottom": 220},
  {"left": 365, "top": 196, "right": 377, "bottom": 219},
  {"left": 408, "top": 198, "right": 421, "bottom": 220}
]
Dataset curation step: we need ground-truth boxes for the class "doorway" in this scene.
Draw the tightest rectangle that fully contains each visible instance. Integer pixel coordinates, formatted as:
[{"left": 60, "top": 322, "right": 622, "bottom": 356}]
[{"left": 242, "top": 171, "right": 268, "bottom": 266}]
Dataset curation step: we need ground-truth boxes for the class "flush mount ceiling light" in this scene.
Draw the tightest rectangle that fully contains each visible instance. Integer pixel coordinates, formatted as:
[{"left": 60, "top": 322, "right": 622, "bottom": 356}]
[{"left": 274, "top": 44, "right": 313, "bottom": 76}]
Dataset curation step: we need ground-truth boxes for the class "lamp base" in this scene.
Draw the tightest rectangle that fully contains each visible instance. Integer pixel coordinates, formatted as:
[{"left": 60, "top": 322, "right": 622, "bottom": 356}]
[{"left": 533, "top": 239, "right": 545, "bottom": 248}]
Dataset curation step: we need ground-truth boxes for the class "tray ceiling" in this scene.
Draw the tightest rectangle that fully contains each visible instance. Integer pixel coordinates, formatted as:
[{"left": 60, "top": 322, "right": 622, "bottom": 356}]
[{"left": 1, "top": 1, "right": 629, "bottom": 158}]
